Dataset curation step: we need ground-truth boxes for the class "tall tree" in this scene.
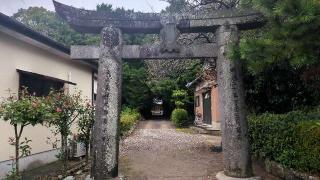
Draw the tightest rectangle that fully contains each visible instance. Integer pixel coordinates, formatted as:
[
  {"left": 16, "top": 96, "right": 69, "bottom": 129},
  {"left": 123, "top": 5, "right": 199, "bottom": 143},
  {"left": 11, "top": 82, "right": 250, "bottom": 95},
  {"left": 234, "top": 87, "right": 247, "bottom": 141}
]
[
  {"left": 236, "top": 0, "right": 320, "bottom": 113},
  {"left": 13, "top": 7, "right": 99, "bottom": 46},
  {"left": 239, "top": 0, "right": 320, "bottom": 72},
  {"left": 122, "top": 62, "right": 153, "bottom": 112}
]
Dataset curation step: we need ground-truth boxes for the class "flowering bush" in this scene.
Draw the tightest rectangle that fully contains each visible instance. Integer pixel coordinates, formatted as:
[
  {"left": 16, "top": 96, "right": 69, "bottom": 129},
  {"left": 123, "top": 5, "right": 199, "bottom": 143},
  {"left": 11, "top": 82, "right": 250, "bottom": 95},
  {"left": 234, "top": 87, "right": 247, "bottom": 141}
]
[
  {"left": 45, "top": 89, "right": 84, "bottom": 175},
  {"left": 0, "top": 89, "right": 51, "bottom": 176}
]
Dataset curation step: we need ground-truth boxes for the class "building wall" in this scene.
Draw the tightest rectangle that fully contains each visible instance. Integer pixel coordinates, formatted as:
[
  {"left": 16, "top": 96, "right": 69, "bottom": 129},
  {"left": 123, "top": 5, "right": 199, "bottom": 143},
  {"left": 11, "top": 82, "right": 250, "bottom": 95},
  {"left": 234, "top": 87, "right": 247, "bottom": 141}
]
[
  {"left": 195, "top": 91, "right": 203, "bottom": 124},
  {"left": 0, "top": 31, "right": 93, "bottom": 175},
  {"left": 194, "top": 80, "right": 220, "bottom": 125},
  {"left": 211, "top": 85, "right": 220, "bottom": 122}
]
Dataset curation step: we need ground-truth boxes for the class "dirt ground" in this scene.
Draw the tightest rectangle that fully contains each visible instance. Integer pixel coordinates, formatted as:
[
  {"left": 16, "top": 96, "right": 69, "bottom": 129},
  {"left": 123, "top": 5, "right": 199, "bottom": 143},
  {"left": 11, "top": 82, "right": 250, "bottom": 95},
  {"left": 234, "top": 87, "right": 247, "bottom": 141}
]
[{"left": 118, "top": 119, "right": 279, "bottom": 180}]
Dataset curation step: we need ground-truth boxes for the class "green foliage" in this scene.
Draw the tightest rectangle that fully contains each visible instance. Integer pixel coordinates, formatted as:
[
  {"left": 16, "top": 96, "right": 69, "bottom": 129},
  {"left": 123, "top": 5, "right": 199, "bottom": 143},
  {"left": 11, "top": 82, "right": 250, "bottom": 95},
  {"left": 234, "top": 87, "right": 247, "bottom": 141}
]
[
  {"left": 46, "top": 90, "right": 83, "bottom": 136},
  {"left": 235, "top": 0, "right": 320, "bottom": 113},
  {"left": 163, "top": 0, "right": 187, "bottom": 13},
  {"left": 248, "top": 110, "right": 320, "bottom": 172},
  {"left": 0, "top": 89, "right": 50, "bottom": 126},
  {"left": 77, "top": 101, "right": 95, "bottom": 163},
  {"left": 4, "top": 166, "right": 21, "bottom": 180},
  {"left": 122, "top": 62, "right": 152, "bottom": 111},
  {"left": 171, "top": 108, "right": 189, "bottom": 127},
  {"left": 149, "top": 78, "right": 178, "bottom": 116},
  {"left": 120, "top": 107, "right": 141, "bottom": 136},
  {"left": 148, "top": 60, "right": 202, "bottom": 117},
  {"left": 239, "top": 0, "right": 320, "bottom": 71},
  {"left": 172, "top": 89, "right": 188, "bottom": 108},
  {"left": 244, "top": 61, "right": 319, "bottom": 113},
  {"left": 13, "top": 7, "right": 99, "bottom": 46},
  {"left": 19, "top": 137, "right": 32, "bottom": 157}
]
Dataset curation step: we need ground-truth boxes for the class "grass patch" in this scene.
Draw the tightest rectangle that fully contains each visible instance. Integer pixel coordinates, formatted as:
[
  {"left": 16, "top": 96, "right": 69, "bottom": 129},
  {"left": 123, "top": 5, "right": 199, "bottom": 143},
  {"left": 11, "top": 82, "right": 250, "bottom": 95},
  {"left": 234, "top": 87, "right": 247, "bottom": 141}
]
[{"left": 176, "top": 128, "right": 195, "bottom": 134}]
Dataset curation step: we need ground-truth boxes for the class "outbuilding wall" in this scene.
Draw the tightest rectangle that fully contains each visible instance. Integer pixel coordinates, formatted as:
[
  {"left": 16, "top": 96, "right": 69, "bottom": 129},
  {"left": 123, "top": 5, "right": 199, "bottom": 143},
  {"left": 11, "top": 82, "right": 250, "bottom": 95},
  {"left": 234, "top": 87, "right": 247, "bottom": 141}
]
[{"left": 194, "top": 80, "right": 220, "bottom": 125}]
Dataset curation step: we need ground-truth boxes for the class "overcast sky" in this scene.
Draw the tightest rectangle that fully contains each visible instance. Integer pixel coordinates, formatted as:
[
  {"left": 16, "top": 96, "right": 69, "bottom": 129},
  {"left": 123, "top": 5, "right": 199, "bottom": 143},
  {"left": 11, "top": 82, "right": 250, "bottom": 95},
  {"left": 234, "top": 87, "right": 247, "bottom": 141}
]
[{"left": 0, "top": 0, "right": 169, "bottom": 16}]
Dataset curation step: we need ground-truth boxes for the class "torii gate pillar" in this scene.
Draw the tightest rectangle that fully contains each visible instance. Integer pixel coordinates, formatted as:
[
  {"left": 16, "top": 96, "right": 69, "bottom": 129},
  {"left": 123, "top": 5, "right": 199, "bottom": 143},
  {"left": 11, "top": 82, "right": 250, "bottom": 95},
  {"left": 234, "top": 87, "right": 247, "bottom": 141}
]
[
  {"left": 216, "top": 24, "right": 257, "bottom": 179},
  {"left": 91, "top": 26, "right": 123, "bottom": 179}
]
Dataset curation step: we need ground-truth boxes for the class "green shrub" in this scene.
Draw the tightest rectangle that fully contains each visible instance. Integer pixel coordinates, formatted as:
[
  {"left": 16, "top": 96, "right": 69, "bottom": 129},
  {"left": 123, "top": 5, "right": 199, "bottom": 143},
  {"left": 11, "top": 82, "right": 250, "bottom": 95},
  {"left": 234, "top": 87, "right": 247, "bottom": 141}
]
[
  {"left": 120, "top": 107, "right": 141, "bottom": 136},
  {"left": 248, "top": 110, "right": 320, "bottom": 172},
  {"left": 171, "top": 108, "right": 189, "bottom": 127}
]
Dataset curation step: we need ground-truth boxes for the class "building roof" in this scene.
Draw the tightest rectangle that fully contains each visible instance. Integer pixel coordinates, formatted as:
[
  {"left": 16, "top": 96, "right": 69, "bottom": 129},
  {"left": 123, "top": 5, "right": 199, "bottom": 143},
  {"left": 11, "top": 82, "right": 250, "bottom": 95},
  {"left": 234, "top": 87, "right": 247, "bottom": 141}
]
[
  {"left": 186, "top": 75, "right": 203, "bottom": 88},
  {"left": 0, "top": 12, "right": 69, "bottom": 54},
  {"left": 0, "top": 12, "right": 97, "bottom": 70}
]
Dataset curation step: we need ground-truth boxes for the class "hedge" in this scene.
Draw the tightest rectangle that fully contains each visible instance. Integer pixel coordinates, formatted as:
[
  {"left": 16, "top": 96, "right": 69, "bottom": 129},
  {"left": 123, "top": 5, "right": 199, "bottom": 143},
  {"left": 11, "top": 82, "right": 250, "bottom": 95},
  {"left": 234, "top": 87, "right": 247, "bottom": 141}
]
[
  {"left": 171, "top": 108, "right": 189, "bottom": 127},
  {"left": 120, "top": 107, "right": 140, "bottom": 136},
  {"left": 248, "top": 110, "right": 320, "bottom": 173}
]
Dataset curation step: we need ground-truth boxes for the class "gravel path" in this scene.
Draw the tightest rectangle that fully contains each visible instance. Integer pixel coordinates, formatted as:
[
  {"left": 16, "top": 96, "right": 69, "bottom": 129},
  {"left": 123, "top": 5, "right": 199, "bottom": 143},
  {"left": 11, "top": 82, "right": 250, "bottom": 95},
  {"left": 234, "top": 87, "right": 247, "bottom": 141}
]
[
  {"left": 118, "top": 120, "right": 279, "bottom": 180},
  {"left": 118, "top": 120, "right": 223, "bottom": 179}
]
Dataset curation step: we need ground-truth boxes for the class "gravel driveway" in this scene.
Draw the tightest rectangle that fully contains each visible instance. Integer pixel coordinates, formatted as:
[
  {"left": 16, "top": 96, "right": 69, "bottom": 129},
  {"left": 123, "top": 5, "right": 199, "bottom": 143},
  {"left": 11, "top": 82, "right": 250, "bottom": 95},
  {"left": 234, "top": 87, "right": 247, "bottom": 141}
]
[
  {"left": 118, "top": 120, "right": 279, "bottom": 180},
  {"left": 118, "top": 120, "right": 223, "bottom": 179}
]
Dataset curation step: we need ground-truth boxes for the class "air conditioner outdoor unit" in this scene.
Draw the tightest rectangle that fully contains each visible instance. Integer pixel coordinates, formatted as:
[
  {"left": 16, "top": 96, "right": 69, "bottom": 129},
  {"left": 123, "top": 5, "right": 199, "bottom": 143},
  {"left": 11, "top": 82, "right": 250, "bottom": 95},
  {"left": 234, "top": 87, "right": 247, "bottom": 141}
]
[
  {"left": 70, "top": 140, "right": 86, "bottom": 158},
  {"left": 73, "top": 142, "right": 86, "bottom": 157}
]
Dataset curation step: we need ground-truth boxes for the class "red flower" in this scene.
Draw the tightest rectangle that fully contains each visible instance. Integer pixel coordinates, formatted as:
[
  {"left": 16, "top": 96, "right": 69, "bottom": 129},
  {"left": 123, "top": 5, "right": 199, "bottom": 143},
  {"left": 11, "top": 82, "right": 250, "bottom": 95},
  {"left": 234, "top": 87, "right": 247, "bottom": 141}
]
[{"left": 56, "top": 108, "right": 62, "bottom": 113}]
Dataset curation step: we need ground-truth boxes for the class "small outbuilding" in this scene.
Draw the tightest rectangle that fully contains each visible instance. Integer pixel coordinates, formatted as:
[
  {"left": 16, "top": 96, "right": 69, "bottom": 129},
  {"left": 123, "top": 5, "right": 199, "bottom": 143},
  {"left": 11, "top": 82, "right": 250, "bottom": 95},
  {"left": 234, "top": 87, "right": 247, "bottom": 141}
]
[{"left": 187, "top": 60, "right": 220, "bottom": 132}]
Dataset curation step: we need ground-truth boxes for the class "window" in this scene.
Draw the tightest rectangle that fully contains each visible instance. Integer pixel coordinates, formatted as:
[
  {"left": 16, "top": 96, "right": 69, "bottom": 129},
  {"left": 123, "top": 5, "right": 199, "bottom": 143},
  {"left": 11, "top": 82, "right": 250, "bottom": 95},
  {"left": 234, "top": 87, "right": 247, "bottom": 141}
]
[
  {"left": 18, "top": 70, "right": 74, "bottom": 97},
  {"left": 195, "top": 96, "right": 200, "bottom": 107},
  {"left": 93, "top": 74, "right": 98, "bottom": 103}
]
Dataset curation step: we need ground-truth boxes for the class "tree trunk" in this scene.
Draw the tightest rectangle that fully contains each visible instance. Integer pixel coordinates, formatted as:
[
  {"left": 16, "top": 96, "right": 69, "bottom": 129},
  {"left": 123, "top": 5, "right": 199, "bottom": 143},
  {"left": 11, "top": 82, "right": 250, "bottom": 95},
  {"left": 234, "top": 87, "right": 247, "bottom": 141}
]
[
  {"left": 61, "top": 134, "right": 68, "bottom": 176},
  {"left": 14, "top": 125, "right": 20, "bottom": 176},
  {"left": 85, "top": 128, "right": 90, "bottom": 164},
  {"left": 85, "top": 144, "right": 89, "bottom": 164}
]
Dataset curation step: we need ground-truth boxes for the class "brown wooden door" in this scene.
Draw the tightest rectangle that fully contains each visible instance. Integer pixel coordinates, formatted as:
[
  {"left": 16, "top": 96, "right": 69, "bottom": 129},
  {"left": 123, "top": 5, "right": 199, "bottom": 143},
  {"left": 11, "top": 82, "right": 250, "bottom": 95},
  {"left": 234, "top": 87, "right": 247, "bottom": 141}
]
[{"left": 203, "top": 91, "right": 212, "bottom": 124}]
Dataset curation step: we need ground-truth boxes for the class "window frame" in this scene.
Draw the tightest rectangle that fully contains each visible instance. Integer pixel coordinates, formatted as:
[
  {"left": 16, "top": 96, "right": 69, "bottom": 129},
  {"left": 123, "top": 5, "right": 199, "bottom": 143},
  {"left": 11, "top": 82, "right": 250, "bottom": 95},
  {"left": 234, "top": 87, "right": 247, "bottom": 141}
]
[
  {"left": 17, "top": 69, "right": 76, "bottom": 97},
  {"left": 195, "top": 95, "right": 200, "bottom": 107}
]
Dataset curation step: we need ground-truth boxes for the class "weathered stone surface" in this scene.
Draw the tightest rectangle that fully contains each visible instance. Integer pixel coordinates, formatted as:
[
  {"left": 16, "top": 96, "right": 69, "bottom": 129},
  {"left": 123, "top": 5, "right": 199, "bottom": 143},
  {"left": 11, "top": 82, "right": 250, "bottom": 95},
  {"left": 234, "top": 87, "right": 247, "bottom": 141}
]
[
  {"left": 160, "top": 16, "right": 181, "bottom": 53},
  {"left": 71, "top": 46, "right": 100, "bottom": 60},
  {"left": 91, "top": 26, "right": 122, "bottom": 179},
  {"left": 71, "top": 43, "right": 217, "bottom": 60},
  {"left": 53, "top": 0, "right": 161, "bottom": 34},
  {"left": 178, "top": 9, "right": 266, "bottom": 32},
  {"left": 53, "top": 1, "right": 265, "bottom": 34},
  {"left": 216, "top": 24, "right": 252, "bottom": 178}
]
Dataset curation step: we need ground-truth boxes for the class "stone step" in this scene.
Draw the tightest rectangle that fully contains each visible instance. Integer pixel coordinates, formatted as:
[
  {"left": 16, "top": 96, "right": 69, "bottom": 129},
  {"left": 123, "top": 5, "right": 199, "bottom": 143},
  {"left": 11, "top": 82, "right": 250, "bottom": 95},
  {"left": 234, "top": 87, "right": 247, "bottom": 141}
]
[{"left": 191, "top": 124, "right": 221, "bottom": 136}]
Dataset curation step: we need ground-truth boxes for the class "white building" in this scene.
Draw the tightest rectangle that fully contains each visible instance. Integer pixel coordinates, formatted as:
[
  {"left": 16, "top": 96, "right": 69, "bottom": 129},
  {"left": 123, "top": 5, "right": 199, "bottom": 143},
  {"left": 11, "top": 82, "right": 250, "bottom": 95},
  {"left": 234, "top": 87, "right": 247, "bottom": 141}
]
[{"left": 0, "top": 13, "right": 97, "bottom": 177}]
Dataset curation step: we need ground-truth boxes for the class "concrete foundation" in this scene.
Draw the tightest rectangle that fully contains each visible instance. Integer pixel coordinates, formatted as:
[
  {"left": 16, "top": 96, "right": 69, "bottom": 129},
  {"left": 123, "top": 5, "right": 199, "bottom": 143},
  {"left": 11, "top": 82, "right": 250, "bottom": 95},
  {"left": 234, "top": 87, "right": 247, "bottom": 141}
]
[{"left": 0, "top": 149, "right": 59, "bottom": 178}]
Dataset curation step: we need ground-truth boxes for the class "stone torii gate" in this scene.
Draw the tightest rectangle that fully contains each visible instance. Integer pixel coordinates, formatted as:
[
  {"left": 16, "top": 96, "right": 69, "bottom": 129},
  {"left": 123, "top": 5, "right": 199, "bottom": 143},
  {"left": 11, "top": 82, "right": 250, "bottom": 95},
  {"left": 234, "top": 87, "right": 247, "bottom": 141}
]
[{"left": 53, "top": 1, "right": 265, "bottom": 179}]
